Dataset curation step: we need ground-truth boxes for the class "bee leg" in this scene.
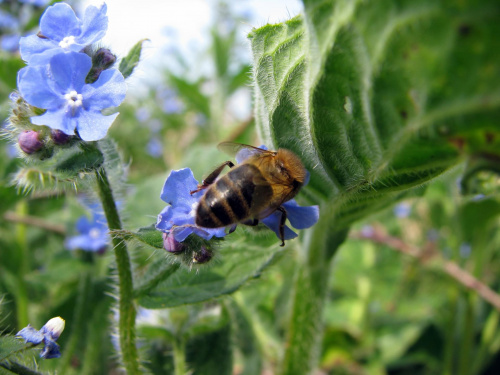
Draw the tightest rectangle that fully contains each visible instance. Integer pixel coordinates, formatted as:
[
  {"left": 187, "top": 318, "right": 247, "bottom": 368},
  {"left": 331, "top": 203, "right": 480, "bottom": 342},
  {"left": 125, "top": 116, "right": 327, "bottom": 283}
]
[
  {"left": 277, "top": 206, "right": 287, "bottom": 247},
  {"left": 190, "top": 161, "right": 235, "bottom": 194}
]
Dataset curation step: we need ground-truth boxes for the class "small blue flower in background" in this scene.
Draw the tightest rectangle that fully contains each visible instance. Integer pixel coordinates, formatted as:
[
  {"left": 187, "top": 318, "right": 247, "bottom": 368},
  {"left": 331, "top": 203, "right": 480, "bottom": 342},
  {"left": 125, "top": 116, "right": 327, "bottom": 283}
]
[
  {"left": 19, "top": 0, "right": 51, "bottom": 6},
  {"left": 18, "top": 51, "right": 126, "bottom": 141},
  {"left": 156, "top": 87, "right": 184, "bottom": 114},
  {"left": 459, "top": 242, "right": 472, "bottom": 258},
  {"left": 19, "top": 2, "right": 108, "bottom": 65},
  {"left": 156, "top": 168, "right": 227, "bottom": 242},
  {"left": 66, "top": 205, "right": 110, "bottom": 252},
  {"left": 147, "top": 138, "right": 163, "bottom": 158},
  {"left": 393, "top": 202, "right": 411, "bottom": 218},
  {"left": 17, "top": 317, "right": 65, "bottom": 359}
]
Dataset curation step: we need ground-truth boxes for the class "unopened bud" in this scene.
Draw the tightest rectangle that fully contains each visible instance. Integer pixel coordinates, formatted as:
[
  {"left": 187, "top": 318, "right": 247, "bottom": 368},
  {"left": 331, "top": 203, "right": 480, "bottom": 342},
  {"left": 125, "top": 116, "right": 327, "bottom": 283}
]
[
  {"left": 39, "top": 317, "right": 65, "bottom": 341},
  {"left": 51, "top": 130, "right": 71, "bottom": 145},
  {"left": 93, "top": 48, "right": 116, "bottom": 69},
  {"left": 86, "top": 48, "right": 117, "bottom": 83},
  {"left": 18, "top": 130, "right": 43, "bottom": 154},
  {"left": 163, "top": 232, "right": 184, "bottom": 254},
  {"left": 192, "top": 246, "right": 213, "bottom": 264}
]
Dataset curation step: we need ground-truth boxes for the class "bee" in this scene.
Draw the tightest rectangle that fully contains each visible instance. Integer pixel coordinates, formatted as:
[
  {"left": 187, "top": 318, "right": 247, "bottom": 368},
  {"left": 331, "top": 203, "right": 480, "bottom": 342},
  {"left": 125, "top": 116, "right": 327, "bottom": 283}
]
[{"left": 190, "top": 142, "right": 307, "bottom": 246}]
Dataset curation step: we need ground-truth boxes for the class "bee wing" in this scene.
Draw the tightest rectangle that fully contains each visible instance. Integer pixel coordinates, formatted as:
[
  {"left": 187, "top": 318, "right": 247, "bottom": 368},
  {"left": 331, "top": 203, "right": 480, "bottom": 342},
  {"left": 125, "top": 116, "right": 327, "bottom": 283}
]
[{"left": 218, "top": 142, "right": 276, "bottom": 163}]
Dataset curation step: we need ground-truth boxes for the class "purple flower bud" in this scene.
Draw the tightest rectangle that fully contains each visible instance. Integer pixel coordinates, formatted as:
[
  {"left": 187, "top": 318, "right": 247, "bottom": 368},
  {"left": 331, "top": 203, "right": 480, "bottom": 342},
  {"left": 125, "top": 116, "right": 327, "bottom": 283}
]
[
  {"left": 163, "top": 232, "right": 185, "bottom": 253},
  {"left": 93, "top": 48, "right": 117, "bottom": 70},
  {"left": 192, "top": 246, "right": 213, "bottom": 264},
  {"left": 18, "top": 130, "right": 43, "bottom": 154},
  {"left": 51, "top": 129, "right": 71, "bottom": 145}
]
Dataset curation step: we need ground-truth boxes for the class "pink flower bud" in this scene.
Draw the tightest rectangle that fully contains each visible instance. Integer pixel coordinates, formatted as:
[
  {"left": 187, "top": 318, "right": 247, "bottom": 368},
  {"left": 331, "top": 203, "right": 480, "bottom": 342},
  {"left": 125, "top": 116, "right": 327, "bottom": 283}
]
[{"left": 18, "top": 130, "right": 43, "bottom": 154}]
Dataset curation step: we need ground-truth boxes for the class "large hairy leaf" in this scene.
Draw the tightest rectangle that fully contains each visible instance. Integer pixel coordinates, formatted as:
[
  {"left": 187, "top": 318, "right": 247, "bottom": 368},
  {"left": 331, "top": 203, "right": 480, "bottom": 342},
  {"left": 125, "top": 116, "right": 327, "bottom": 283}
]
[{"left": 249, "top": 0, "right": 500, "bottom": 226}]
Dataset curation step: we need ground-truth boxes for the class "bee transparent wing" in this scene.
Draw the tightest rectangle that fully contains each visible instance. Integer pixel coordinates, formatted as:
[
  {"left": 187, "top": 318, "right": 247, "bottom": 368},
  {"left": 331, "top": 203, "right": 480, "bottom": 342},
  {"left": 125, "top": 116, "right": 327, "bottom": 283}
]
[{"left": 218, "top": 142, "right": 276, "bottom": 163}]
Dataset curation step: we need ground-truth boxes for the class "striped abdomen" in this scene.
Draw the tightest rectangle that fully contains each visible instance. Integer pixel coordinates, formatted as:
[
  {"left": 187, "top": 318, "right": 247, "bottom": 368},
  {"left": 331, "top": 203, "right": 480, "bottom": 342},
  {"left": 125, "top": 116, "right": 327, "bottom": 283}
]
[{"left": 196, "top": 164, "right": 271, "bottom": 228}]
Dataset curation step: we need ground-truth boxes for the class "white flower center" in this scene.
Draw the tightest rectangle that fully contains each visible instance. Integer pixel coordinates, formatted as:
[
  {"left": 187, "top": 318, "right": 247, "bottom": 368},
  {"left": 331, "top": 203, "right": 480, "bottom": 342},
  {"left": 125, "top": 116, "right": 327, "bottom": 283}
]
[
  {"left": 59, "top": 36, "right": 76, "bottom": 49},
  {"left": 89, "top": 228, "right": 101, "bottom": 239},
  {"left": 65, "top": 90, "right": 83, "bottom": 110},
  {"left": 189, "top": 201, "right": 198, "bottom": 217}
]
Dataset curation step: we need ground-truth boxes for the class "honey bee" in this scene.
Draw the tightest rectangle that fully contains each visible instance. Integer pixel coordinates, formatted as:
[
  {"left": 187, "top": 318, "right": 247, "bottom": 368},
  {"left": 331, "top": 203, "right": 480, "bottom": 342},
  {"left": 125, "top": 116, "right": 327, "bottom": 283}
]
[{"left": 190, "top": 142, "right": 307, "bottom": 246}]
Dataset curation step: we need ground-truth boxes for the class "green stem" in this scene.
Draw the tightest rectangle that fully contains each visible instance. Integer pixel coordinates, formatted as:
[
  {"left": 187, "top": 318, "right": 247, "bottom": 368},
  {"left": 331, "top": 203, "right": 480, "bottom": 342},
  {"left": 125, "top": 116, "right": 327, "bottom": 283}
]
[
  {"left": 173, "top": 338, "right": 187, "bottom": 375},
  {"left": 95, "top": 166, "right": 140, "bottom": 374},
  {"left": 14, "top": 200, "right": 29, "bottom": 329},
  {"left": 280, "top": 208, "right": 349, "bottom": 375},
  {"left": 0, "top": 361, "right": 42, "bottom": 375}
]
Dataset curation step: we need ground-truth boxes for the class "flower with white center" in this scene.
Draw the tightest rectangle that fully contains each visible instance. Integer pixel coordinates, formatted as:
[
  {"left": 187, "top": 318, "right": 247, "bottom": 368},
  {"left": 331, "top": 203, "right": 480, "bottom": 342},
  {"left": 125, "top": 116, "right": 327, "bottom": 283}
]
[
  {"left": 20, "top": 2, "right": 108, "bottom": 65},
  {"left": 17, "top": 51, "right": 126, "bottom": 141}
]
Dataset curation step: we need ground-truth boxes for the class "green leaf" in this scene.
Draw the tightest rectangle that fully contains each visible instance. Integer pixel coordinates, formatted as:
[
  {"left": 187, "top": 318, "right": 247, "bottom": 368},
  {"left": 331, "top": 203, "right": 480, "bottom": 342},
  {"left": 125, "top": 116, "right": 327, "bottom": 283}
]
[
  {"left": 185, "top": 322, "right": 232, "bottom": 375},
  {"left": 118, "top": 39, "right": 147, "bottom": 79},
  {"left": 119, "top": 226, "right": 285, "bottom": 308},
  {"left": 249, "top": 0, "right": 500, "bottom": 227}
]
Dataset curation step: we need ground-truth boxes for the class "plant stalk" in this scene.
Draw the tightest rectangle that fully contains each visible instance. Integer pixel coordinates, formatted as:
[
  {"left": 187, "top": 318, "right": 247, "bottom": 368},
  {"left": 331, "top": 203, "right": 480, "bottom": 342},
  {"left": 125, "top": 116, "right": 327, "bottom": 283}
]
[
  {"left": 95, "top": 166, "right": 140, "bottom": 374},
  {"left": 280, "top": 207, "right": 349, "bottom": 375}
]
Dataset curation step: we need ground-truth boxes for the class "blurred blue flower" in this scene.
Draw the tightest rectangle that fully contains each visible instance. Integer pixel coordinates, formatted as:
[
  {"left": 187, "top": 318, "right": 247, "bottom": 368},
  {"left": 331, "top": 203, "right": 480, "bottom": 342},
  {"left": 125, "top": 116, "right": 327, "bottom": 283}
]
[
  {"left": 156, "top": 168, "right": 227, "bottom": 242},
  {"left": 18, "top": 51, "right": 126, "bottom": 141},
  {"left": 394, "top": 202, "right": 411, "bottom": 218},
  {"left": 146, "top": 138, "right": 163, "bottom": 158},
  {"left": 19, "top": 0, "right": 51, "bottom": 6},
  {"left": 66, "top": 205, "right": 110, "bottom": 252},
  {"left": 459, "top": 242, "right": 472, "bottom": 258},
  {"left": 0, "top": 9, "right": 19, "bottom": 30},
  {"left": 20, "top": 2, "right": 108, "bottom": 65},
  {"left": 1, "top": 33, "right": 20, "bottom": 52},
  {"left": 135, "top": 106, "right": 151, "bottom": 122},
  {"left": 17, "top": 317, "right": 65, "bottom": 359},
  {"left": 156, "top": 87, "right": 184, "bottom": 114}
]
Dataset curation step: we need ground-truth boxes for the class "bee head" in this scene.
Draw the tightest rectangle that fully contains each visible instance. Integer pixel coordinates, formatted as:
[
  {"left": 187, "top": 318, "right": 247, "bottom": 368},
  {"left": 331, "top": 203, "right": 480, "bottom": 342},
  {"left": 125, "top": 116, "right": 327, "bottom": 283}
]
[{"left": 275, "top": 149, "right": 307, "bottom": 187}]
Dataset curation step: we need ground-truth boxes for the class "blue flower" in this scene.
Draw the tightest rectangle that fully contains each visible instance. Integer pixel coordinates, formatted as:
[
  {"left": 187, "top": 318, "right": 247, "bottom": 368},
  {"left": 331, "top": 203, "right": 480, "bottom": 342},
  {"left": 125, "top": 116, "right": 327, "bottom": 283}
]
[
  {"left": 19, "top": 2, "right": 108, "bottom": 65},
  {"left": 393, "top": 202, "right": 411, "bottom": 218},
  {"left": 17, "top": 317, "right": 65, "bottom": 359},
  {"left": 156, "top": 145, "right": 320, "bottom": 243},
  {"left": 156, "top": 168, "right": 227, "bottom": 242},
  {"left": 66, "top": 205, "right": 110, "bottom": 252},
  {"left": 18, "top": 51, "right": 126, "bottom": 141}
]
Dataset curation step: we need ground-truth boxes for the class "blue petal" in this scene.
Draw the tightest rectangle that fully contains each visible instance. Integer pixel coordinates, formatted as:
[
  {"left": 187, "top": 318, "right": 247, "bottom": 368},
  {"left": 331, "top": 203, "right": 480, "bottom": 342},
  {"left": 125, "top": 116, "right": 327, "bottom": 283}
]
[
  {"left": 31, "top": 110, "right": 76, "bottom": 136},
  {"left": 261, "top": 211, "right": 298, "bottom": 240},
  {"left": 76, "top": 110, "right": 119, "bottom": 141},
  {"left": 18, "top": 66, "right": 64, "bottom": 110},
  {"left": 156, "top": 205, "right": 196, "bottom": 232},
  {"left": 75, "top": 216, "right": 92, "bottom": 234},
  {"left": 171, "top": 226, "right": 195, "bottom": 242},
  {"left": 39, "top": 3, "right": 80, "bottom": 41},
  {"left": 77, "top": 3, "right": 108, "bottom": 46},
  {"left": 283, "top": 200, "right": 319, "bottom": 229},
  {"left": 19, "top": 37, "right": 63, "bottom": 65},
  {"left": 17, "top": 325, "right": 44, "bottom": 344},
  {"left": 50, "top": 52, "right": 91, "bottom": 93},
  {"left": 160, "top": 169, "right": 202, "bottom": 208},
  {"left": 82, "top": 68, "right": 126, "bottom": 110},
  {"left": 40, "top": 338, "right": 61, "bottom": 359}
]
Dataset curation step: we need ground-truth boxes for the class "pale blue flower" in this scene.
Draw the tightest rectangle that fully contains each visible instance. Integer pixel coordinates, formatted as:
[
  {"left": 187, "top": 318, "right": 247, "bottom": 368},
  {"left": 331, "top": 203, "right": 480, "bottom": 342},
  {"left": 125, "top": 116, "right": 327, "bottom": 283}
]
[
  {"left": 20, "top": 2, "right": 108, "bottom": 65},
  {"left": 156, "top": 168, "right": 227, "bottom": 242},
  {"left": 18, "top": 51, "right": 126, "bottom": 141},
  {"left": 66, "top": 205, "right": 110, "bottom": 252}
]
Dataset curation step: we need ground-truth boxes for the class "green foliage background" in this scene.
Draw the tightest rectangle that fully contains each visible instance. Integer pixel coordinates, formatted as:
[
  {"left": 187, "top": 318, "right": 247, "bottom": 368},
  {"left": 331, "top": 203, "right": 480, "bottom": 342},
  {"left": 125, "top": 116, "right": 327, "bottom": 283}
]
[{"left": 1, "top": 1, "right": 500, "bottom": 374}]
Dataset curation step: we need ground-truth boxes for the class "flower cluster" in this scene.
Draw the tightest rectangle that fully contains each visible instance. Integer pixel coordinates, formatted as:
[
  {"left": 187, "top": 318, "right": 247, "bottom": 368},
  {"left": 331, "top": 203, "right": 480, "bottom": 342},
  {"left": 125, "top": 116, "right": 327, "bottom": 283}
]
[
  {"left": 156, "top": 146, "right": 319, "bottom": 257},
  {"left": 16, "top": 317, "right": 65, "bottom": 359},
  {"left": 10, "top": 2, "right": 126, "bottom": 157}
]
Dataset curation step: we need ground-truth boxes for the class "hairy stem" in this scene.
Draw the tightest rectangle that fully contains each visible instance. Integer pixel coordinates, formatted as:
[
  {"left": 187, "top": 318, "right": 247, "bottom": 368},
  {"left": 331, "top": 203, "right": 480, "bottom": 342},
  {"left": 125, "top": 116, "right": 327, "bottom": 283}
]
[
  {"left": 95, "top": 166, "right": 140, "bottom": 374},
  {"left": 280, "top": 207, "right": 349, "bottom": 375}
]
